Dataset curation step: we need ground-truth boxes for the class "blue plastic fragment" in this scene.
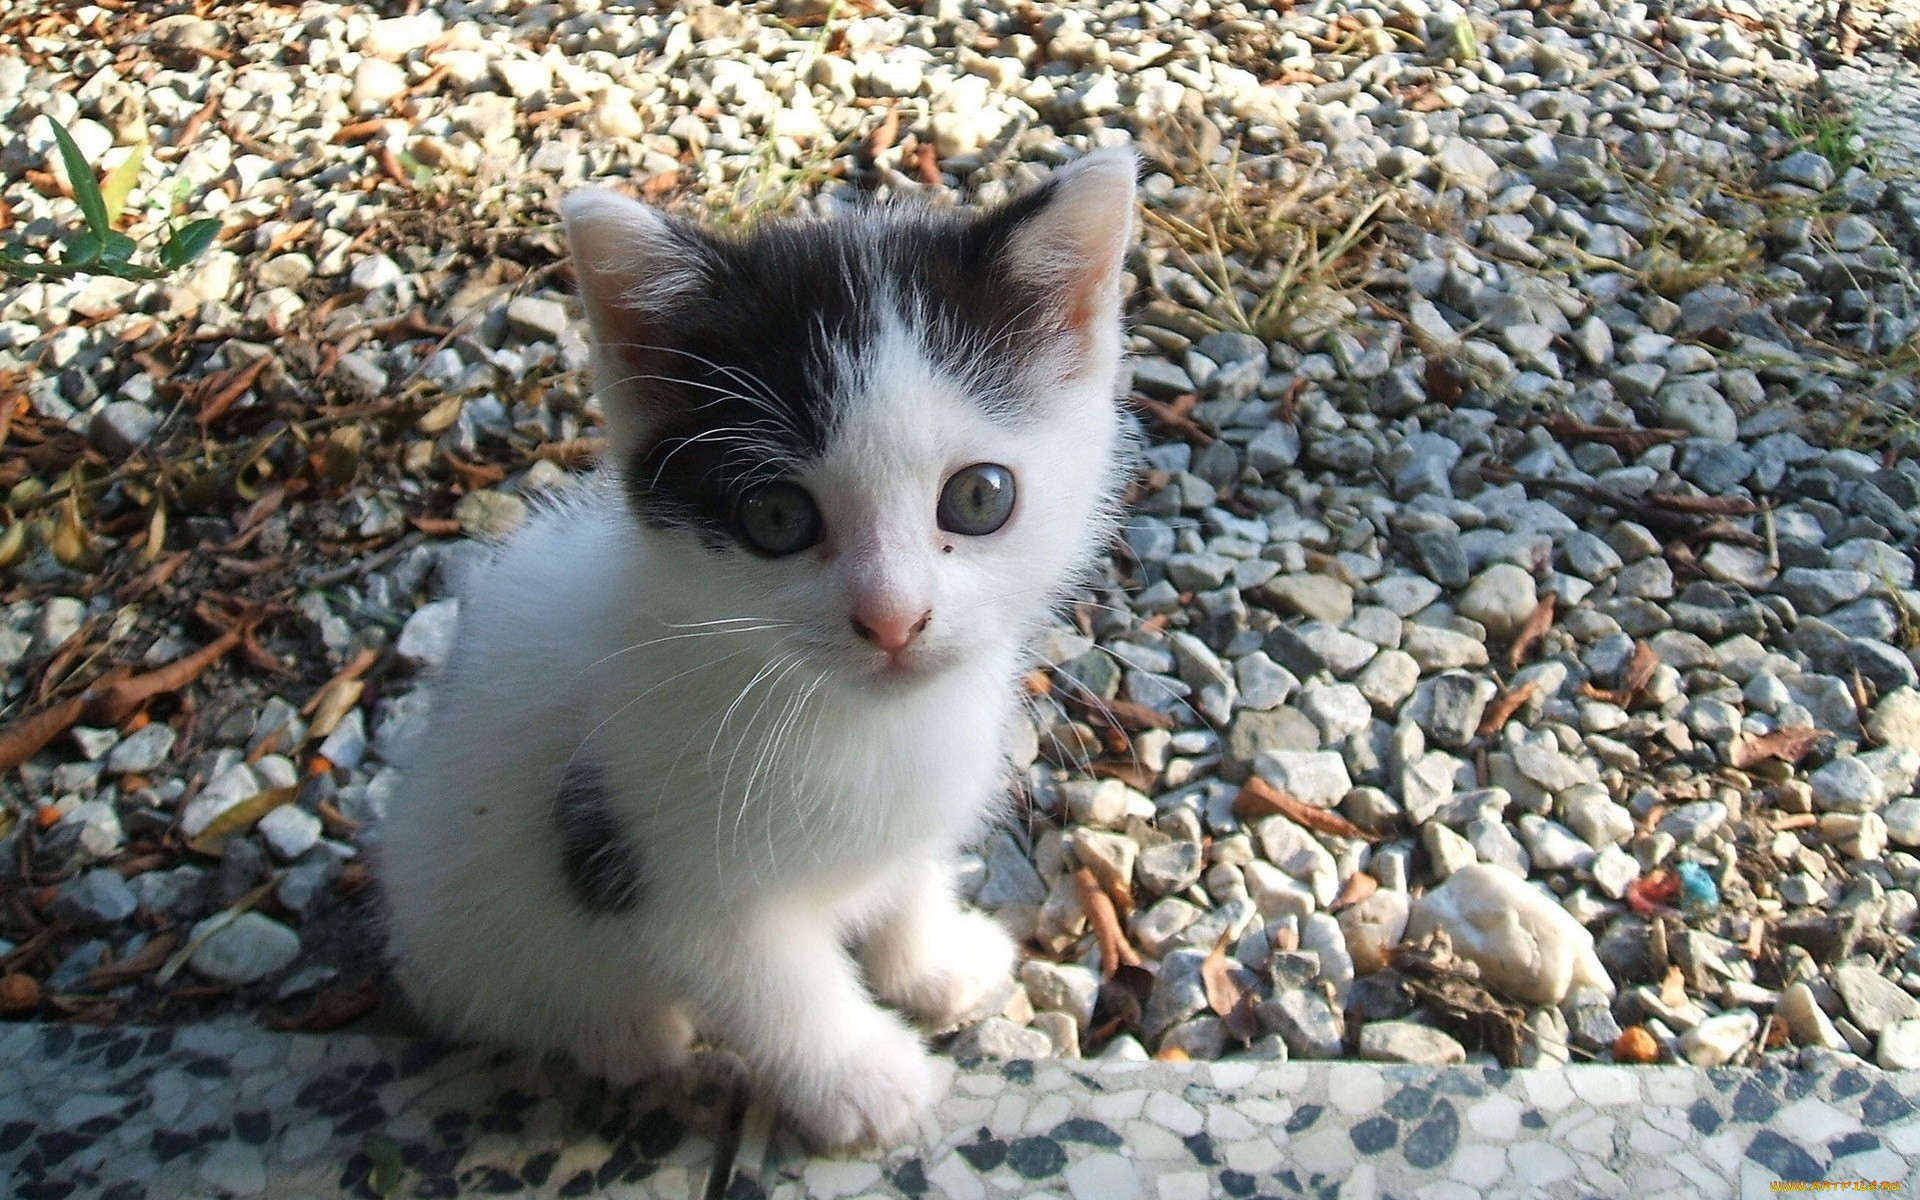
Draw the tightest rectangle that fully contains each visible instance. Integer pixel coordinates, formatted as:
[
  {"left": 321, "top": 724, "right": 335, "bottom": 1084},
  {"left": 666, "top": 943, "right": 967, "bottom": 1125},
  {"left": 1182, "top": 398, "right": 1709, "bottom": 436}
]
[{"left": 1676, "top": 861, "right": 1719, "bottom": 912}]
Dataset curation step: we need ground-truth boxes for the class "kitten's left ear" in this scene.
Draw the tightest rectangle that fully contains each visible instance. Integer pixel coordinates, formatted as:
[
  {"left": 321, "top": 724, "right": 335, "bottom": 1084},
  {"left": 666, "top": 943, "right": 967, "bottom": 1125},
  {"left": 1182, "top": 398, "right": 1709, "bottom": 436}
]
[{"left": 989, "top": 148, "right": 1138, "bottom": 373}]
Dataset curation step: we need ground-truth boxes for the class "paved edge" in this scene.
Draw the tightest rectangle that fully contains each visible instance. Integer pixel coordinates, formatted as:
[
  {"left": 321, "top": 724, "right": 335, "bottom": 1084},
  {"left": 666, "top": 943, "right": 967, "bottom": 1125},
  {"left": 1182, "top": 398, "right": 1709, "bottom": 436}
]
[{"left": 4, "top": 1019, "right": 1920, "bottom": 1198}]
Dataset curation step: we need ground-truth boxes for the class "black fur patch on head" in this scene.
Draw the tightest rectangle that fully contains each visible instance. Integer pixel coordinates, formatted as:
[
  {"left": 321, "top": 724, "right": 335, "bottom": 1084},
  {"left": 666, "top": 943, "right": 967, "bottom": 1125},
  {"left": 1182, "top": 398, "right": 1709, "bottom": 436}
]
[
  {"left": 553, "top": 762, "right": 644, "bottom": 915},
  {"left": 621, "top": 184, "right": 1067, "bottom": 550}
]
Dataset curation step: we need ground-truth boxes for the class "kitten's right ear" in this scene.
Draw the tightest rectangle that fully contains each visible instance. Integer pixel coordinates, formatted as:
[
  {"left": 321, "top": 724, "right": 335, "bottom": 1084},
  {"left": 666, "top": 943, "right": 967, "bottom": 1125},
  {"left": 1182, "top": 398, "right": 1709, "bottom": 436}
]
[{"left": 562, "top": 190, "right": 708, "bottom": 445}]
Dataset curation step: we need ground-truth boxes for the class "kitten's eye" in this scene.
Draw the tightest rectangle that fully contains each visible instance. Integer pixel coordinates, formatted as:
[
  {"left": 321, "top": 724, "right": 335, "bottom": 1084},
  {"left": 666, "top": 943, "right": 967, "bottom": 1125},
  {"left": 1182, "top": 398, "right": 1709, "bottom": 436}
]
[
  {"left": 938, "top": 463, "right": 1016, "bottom": 536},
  {"left": 736, "top": 481, "right": 823, "bottom": 557}
]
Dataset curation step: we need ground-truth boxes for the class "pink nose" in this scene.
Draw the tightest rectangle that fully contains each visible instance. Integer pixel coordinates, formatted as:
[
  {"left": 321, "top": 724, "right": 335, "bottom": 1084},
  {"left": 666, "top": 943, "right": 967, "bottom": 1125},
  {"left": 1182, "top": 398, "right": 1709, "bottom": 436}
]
[{"left": 852, "top": 608, "right": 931, "bottom": 654}]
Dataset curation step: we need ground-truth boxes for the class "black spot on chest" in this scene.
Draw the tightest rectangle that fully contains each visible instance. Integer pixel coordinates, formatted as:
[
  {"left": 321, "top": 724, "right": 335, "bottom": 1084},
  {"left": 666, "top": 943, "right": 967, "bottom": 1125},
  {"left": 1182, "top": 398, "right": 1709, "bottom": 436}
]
[{"left": 554, "top": 763, "right": 645, "bottom": 916}]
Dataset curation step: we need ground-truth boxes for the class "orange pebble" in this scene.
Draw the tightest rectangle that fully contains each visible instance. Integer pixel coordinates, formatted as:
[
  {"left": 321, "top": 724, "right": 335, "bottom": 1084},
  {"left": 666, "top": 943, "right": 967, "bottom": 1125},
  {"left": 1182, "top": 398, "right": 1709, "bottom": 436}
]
[
  {"left": 1154, "top": 1047, "right": 1191, "bottom": 1062},
  {"left": 1613, "top": 1026, "right": 1660, "bottom": 1064}
]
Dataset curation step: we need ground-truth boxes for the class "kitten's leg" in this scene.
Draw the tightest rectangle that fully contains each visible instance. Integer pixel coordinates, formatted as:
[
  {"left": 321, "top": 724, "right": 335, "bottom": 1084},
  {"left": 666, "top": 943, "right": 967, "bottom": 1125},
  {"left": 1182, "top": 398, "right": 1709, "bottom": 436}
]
[
  {"left": 583, "top": 1001, "right": 697, "bottom": 1088},
  {"left": 680, "top": 914, "right": 933, "bottom": 1152},
  {"left": 859, "top": 861, "right": 1018, "bottom": 1031}
]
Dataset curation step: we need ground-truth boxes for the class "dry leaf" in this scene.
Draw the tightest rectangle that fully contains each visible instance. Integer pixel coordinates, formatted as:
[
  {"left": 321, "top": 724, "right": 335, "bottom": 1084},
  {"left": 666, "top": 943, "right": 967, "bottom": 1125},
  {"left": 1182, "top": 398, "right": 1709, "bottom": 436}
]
[
  {"left": 1729, "top": 726, "right": 1821, "bottom": 770},
  {"left": 1075, "top": 867, "right": 1140, "bottom": 981},
  {"left": 1233, "top": 776, "right": 1376, "bottom": 842},
  {"left": 863, "top": 106, "right": 900, "bottom": 157},
  {"left": 1507, "top": 593, "right": 1555, "bottom": 670},
  {"left": 268, "top": 978, "right": 381, "bottom": 1032},
  {"left": 1423, "top": 356, "right": 1463, "bottom": 406},
  {"left": 306, "top": 678, "right": 365, "bottom": 743},
  {"left": 1535, "top": 415, "right": 1687, "bottom": 457},
  {"left": 186, "top": 786, "right": 297, "bottom": 856},
  {"left": 81, "top": 932, "right": 180, "bottom": 988},
  {"left": 1201, "top": 928, "right": 1260, "bottom": 1043},
  {"left": 1475, "top": 680, "right": 1537, "bottom": 737},
  {"left": 1659, "top": 964, "right": 1687, "bottom": 1009},
  {"left": 1328, "top": 871, "right": 1379, "bottom": 912}
]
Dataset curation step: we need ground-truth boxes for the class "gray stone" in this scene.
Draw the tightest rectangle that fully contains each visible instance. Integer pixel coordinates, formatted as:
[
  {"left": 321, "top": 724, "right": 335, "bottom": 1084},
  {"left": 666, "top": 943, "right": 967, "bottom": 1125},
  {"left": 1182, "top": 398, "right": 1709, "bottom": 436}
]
[
  {"left": 976, "top": 832, "right": 1047, "bottom": 908},
  {"left": 950, "top": 1017, "right": 1054, "bottom": 1061},
  {"left": 1406, "top": 864, "right": 1613, "bottom": 1006},
  {"left": 1019, "top": 960, "right": 1099, "bottom": 1033},
  {"left": 1131, "top": 357, "right": 1194, "bottom": 399},
  {"left": 1833, "top": 963, "right": 1920, "bottom": 1035},
  {"left": 1768, "top": 149, "right": 1835, "bottom": 192},
  {"left": 1781, "top": 981, "right": 1849, "bottom": 1052},
  {"left": 1659, "top": 378, "right": 1738, "bottom": 442},
  {"left": 1777, "top": 568, "right": 1872, "bottom": 616},
  {"left": 1678, "top": 1010, "right": 1758, "bottom": 1067},
  {"left": 1142, "top": 948, "right": 1210, "bottom": 1042},
  {"left": 255, "top": 805, "right": 322, "bottom": 862},
  {"left": 1457, "top": 563, "right": 1539, "bottom": 640},
  {"left": 1877, "top": 1019, "right": 1920, "bottom": 1070},
  {"left": 1137, "top": 841, "right": 1205, "bottom": 897},
  {"left": 1400, "top": 624, "right": 1488, "bottom": 671},
  {"left": 504, "top": 295, "right": 571, "bottom": 343},
  {"left": 105, "top": 723, "right": 176, "bottom": 774},
  {"left": 1253, "top": 750, "right": 1352, "bottom": 807},
  {"left": 1810, "top": 757, "right": 1889, "bottom": 813},
  {"left": 1257, "top": 989, "right": 1345, "bottom": 1058},
  {"left": 1678, "top": 285, "right": 1750, "bottom": 335},
  {"left": 1358, "top": 1020, "right": 1465, "bottom": 1065},
  {"left": 88, "top": 401, "right": 162, "bottom": 458},
  {"left": 1233, "top": 652, "right": 1297, "bottom": 710},
  {"left": 48, "top": 868, "right": 138, "bottom": 929},
  {"left": 396, "top": 599, "right": 460, "bottom": 671},
  {"left": 1259, "top": 574, "right": 1354, "bottom": 625},
  {"left": 189, "top": 912, "right": 301, "bottom": 985}
]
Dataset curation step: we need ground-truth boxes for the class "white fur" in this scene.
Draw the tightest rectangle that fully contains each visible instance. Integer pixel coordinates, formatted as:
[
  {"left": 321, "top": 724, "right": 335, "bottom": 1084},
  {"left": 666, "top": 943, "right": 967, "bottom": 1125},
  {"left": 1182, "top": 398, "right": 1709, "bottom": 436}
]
[{"left": 381, "top": 153, "right": 1136, "bottom": 1152}]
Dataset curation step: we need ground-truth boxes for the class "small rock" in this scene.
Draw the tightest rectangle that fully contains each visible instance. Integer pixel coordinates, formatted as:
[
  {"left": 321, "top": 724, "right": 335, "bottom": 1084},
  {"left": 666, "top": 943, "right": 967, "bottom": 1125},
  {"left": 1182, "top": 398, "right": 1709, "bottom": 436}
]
[
  {"left": 1780, "top": 981, "right": 1849, "bottom": 1052},
  {"left": 1457, "top": 563, "right": 1538, "bottom": 640},
  {"left": 189, "top": 912, "right": 300, "bottom": 985},
  {"left": 88, "top": 401, "right": 162, "bottom": 458},
  {"left": 396, "top": 598, "right": 460, "bottom": 672},
  {"left": 1876, "top": 1020, "right": 1920, "bottom": 1070},
  {"left": 255, "top": 805, "right": 322, "bottom": 862},
  {"left": 1337, "top": 889, "right": 1410, "bottom": 976},
  {"left": 48, "top": 868, "right": 138, "bottom": 929},
  {"left": 1357, "top": 1021, "right": 1465, "bottom": 1065},
  {"left": 949, "top": 1016, "right": 1053, "bottom": 1061},
  {"left": 1257, "top": 989, "right": 1345, "bottom": 1058},
  {"left": 1405, "top": 864, "right": 1613, "bottom": 1006},
  {"left": 1678, "top": 1009, "right": 1759, "bottom": 1067},
  {"left": 454, "top": 490, "right": 529, "bottom": 538},
  {"left": 106, "top": 723, "right": 177, "bottom": 774},
  {"left": 1833, "top": 963, "right": 1920, "bottom": 1035}
]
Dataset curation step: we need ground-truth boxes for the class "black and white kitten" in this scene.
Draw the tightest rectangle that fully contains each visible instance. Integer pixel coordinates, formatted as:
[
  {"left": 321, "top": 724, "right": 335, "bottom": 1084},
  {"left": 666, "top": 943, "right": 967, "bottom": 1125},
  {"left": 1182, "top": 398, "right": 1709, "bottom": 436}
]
[{"left": 380, "top": 150, "right": 1137, "bottom": 1150}]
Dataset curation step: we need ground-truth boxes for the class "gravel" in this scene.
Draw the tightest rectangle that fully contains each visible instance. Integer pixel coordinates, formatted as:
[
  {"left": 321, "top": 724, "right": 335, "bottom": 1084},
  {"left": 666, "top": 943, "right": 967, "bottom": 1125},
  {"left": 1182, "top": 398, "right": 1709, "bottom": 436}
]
[{"left": 0, "top": 0, "right": 1918, "bottom": 1072}]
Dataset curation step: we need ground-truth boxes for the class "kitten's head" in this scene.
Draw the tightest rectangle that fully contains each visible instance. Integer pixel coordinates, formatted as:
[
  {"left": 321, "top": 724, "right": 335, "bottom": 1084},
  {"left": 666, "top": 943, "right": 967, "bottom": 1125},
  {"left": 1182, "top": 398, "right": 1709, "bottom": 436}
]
[{"left": 563, "top": 151, "right": 1137, "bottom": 685}]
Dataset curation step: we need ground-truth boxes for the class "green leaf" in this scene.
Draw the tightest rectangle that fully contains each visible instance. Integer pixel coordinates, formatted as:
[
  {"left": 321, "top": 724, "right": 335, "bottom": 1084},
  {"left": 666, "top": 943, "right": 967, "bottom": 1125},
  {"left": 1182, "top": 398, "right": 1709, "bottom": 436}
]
[
  {"left": 63, "top": 229, "right": 102, "bottom": 266},
  {"left": 48, "top": 119, "right": 112, "bottom": 238},
  {"left": 160, "top": 218, "right": 220, "bottom": 269},
  {"left": 100, "top": 231, "right": 137, "bottom": 263},
  {"left": 100, "top": 142, "right": 146, "bottom": 224},
  {"left": 364, "top": 1134, "right": 405, "bottom": 1199}
]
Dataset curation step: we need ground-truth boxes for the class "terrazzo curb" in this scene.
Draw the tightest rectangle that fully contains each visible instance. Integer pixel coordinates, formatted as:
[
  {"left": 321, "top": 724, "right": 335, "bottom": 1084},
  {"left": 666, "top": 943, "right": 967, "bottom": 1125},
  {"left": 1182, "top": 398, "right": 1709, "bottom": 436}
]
[{"left": 5, "top": 1020, "right": 1920, "bottom": 1199}]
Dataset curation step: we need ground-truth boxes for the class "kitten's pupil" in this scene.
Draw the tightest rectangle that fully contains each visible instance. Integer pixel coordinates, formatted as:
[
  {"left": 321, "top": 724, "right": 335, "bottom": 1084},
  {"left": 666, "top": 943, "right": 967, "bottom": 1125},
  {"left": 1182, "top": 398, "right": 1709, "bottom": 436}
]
[
  {"left": 737, "top": 481, "right": 823, "bottom": 557},
  {"left": 937, "top": 463, "right": 1016, "bottom": 536}
]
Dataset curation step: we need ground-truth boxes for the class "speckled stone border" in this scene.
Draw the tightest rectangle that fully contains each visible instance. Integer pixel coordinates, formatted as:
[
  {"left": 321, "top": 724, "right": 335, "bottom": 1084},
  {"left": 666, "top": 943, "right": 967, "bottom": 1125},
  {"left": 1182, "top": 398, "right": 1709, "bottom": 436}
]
[{"left": 4, "top": 1021, "right": 1920, "bottom": 1199}]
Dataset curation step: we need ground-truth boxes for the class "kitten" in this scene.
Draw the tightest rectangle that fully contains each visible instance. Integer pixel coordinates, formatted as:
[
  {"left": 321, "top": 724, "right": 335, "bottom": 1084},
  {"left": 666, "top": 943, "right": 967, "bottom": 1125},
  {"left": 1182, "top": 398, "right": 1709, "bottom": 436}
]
[{"left": 379, "top": 149, "right": 1138, "bottom": 1151}]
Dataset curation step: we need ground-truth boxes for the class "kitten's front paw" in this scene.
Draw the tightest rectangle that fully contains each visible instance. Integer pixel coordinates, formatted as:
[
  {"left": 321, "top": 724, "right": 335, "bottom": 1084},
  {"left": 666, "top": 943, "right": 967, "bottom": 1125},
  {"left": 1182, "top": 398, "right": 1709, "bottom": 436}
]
[
  {"left": 784, "top": 1026, "right": 933, "bottom": 1153},
  {"left": 871, "top": 908, "right": 1017, "bottom": 1032}
]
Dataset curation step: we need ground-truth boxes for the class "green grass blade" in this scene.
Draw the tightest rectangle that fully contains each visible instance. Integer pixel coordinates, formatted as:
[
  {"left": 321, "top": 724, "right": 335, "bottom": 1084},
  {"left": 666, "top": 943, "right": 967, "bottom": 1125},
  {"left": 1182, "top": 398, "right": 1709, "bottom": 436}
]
[{"left": 48, "top": 119, "right": 112, "bottom": 238}]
